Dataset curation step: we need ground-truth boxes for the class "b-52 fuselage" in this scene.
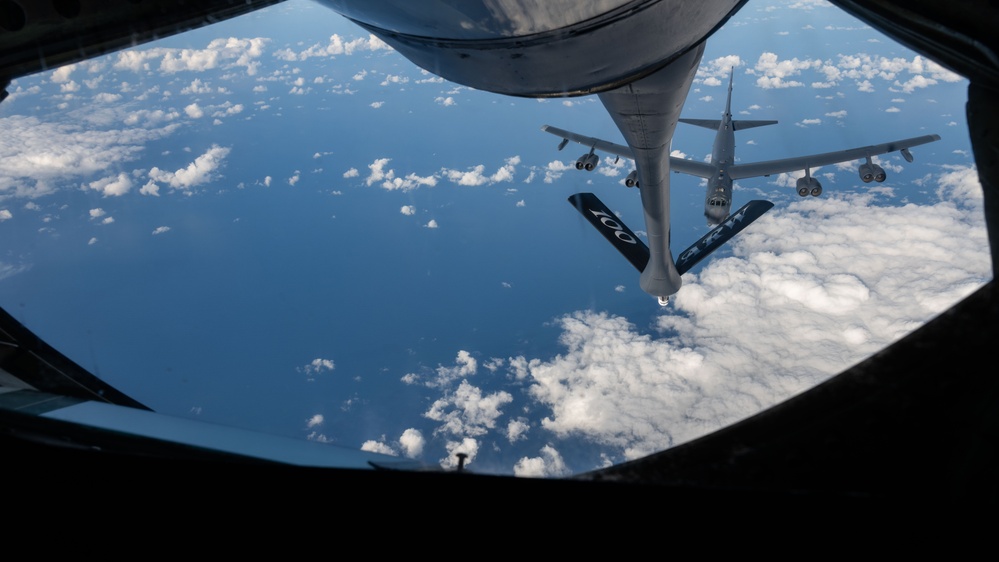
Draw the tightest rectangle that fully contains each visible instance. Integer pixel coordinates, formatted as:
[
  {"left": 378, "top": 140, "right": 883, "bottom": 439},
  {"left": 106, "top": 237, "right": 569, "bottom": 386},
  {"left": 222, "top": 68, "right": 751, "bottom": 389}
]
[{"left": 543, "top": 68, "right": 941, "bottom": 304}]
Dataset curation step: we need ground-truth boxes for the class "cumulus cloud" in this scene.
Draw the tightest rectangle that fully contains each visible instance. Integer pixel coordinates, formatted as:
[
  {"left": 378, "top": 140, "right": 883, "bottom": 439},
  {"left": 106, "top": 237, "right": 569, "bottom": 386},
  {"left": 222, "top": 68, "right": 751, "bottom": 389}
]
[
  {"left": 442, "top": 156, "right": 520, "bottom": 186},
  {"left": 507, "top": 419, "right": 530, "bottom": 442},
  {"left": 399, "top": 428, "right": 425, "bottom": 458},
  {"left": 363, "top": 158, "right": 437, "bottom": 191},
  {"left": 380, "top": 74, "right": 409, "bottom": 86},
  {"left": 513, "top": 445, "right": 572, "bottom": 478},
  {"left": 365, "top": 158, "right": 392, "bottom": 186},
  {"left": 273, "top": 34, "right": 390, "bottom": 61},
  {"left": 745, "top": 52, "right": 965, "bottom": 93},
  {"left": 748, "top": 52, "right": 963, "bottom": 93},
  {"left": 302, "top": 358, "right": 335, "bottom": 374},
  {"left": 425, "top": 219, "right": 438, "bottom": 229},
  {"left": 0, "top": 115, "right": 178, "bottom": 200},
  {"left": 124, "top": 109, "right": 180, "bottom": 126},
  {"left": 698, "top": 55, "right": 743, "bottom": 83},
  {"left": 94, "top": 92, "right": 122, "bottom": 103},
  {"left": 181, "top": 79, "right": 213, "bottom": 94},
  {"left": 401, "top": 205, "right": 416, "bottom": 215},
  {"left": 50, "top": 64, "right": 76, "bottom": 83},
  {"left": 211, "top": 103, "right": 243, "bottom": 118},
  {"left": 85, "top": 172, "right": 133, "bottom": 197},
  {"left": 543, "top": 160, "right": 574, "bottom": 183},
  {"left": 388, "top": 173, "right": 437, "bottom": 191},
  {"left": 140, "top": 180, "right": 160, "bottom": 196},
  {"left": 441, "top": 438, "right": 479, "bottom": 470},
  {"left": 152, "top": 226, "right": 170, "bottom": 235},
  {"left": 184, "top": 103, "right": 204, "bottom": 118},
  {"left": 361, "top": 440, "right": 398, "bottom": 456},
  {"left": 147, "top": 145, "right": 231, "bottom": 191},
  {"left": 115, "top": 37, "right": 270, "bottom": 75},
  {"left": 754, "top": 52, "right": 818, "bottom": 88}
]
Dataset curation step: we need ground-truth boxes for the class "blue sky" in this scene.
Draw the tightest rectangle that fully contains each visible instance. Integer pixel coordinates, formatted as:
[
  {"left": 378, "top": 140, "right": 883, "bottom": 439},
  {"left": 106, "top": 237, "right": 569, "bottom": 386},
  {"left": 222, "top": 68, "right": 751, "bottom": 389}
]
[{"left": 0, "top": 0, "right": 988, "bottom": 476}]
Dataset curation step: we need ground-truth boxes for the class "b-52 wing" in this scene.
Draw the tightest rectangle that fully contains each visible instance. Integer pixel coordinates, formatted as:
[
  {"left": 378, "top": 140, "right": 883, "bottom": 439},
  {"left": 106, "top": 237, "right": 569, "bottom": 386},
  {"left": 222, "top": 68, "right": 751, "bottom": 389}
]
[
  {"left": 727, "top": 134, "right": 942, "bottom": 180},
  {"left": 542, "top": 124, "right": 941, "bottom": 185},
  {"left": 541, "top": 124, "right": 716, "bottom": 178},
  {"left": 541, "top": 124, "right": 633, "bottom": 160}
]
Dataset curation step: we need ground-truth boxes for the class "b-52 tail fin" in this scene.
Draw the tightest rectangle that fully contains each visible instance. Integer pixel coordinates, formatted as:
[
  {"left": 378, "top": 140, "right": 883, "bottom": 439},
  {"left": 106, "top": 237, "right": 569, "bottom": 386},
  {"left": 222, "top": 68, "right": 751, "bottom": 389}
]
[{"left": 568, "top": 193, "right": 773, "bottom": 277}]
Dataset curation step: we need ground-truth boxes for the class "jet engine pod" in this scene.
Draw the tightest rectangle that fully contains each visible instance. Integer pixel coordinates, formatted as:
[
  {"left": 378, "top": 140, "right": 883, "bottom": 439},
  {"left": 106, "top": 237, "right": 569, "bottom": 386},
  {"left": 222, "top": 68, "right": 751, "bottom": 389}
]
[
  {"left": 797, "top": 176, "right": 821, "bottom": 197},
  {"left": 859, "top": 163, "right": 875, "bottom": 183},
  {"left": 577, "top": 152, "right": 599, "bottom": 171},
  {"left": 625, "top": 170, "right": 639, "bottom": 187},
  {"left": 873, "top": 164, "right": 887, "bottom": 182}
]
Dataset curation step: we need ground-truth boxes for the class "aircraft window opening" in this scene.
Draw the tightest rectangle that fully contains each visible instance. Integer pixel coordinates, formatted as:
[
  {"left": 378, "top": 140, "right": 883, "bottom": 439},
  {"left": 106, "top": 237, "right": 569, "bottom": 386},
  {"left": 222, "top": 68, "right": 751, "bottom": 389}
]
[{"left": 0, "top": 0, "right": 971, "bottom": 485}]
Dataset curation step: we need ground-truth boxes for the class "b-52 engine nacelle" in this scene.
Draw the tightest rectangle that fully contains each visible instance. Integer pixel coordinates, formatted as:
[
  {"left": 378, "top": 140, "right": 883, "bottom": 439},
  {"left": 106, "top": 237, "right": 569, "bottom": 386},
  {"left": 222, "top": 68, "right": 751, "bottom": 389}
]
[
  {"left": 624, "top": 170, "right": 639, "bottom": 187},
  {"left": 576, "top": 152, "right": 599, "bottom": 171},
  {"left": 858, "top": 162, "right": 887, "bottom": 183},
  {"left": 796, "top": 176, "right": 822, "bottom": 197}
]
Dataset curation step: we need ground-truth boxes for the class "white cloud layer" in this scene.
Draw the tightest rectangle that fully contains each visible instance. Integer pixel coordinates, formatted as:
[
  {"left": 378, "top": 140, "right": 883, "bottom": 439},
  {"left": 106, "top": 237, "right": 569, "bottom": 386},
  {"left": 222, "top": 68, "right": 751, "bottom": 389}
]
[
  {"left": 535, "top": 182, "right": 984, "bottom": 460},
  {"left": 273, "top": 34, "right": 391, "bottom": 61},
  {"left": 751, "top": 51, "right": 963, "bottom": 91},
  {"left": 115, "top": 37, "right": 270, "bottom": 75},
  {"left": 413, "top": 167, "right": 988, "bottom": 470},
  {"left": 0, "top": 115, "right": 178, "bottom": 200}
]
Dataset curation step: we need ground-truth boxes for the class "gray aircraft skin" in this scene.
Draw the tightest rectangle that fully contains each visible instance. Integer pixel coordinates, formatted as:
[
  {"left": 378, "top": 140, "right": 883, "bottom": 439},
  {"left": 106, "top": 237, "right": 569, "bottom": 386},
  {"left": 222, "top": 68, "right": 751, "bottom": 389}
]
[
  {"left": 543, "top": 69, "right": 940, "bottom": 301},
  {"left": 317, "top": 0, "right": 747, "bottom": 305}
]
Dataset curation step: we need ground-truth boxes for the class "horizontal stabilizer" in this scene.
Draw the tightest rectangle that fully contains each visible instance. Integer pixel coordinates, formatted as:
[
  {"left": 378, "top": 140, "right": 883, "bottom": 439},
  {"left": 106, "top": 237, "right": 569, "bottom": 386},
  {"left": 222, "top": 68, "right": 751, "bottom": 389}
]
[
  {"left": 675, "top": 199, "right": 774, "bottom": 275},
  {"left": 678, "top": 118, "right": 721, "bottom": 130},
  {"left": 678, "top": 118, "right": 777, "bottom": 132},
  {"left": 568, "top": 192, "right": 650, "bottom": 272},
  {"left": 733, "top": 119, "right": 778, "bottom": 131}
]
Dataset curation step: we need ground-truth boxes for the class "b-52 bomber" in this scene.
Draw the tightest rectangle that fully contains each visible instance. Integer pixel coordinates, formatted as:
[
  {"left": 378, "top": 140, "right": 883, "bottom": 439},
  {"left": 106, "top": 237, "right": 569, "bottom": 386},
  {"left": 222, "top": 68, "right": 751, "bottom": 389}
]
[{"left": 544, "top": 69, "right": 940, "bottom": 305}]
